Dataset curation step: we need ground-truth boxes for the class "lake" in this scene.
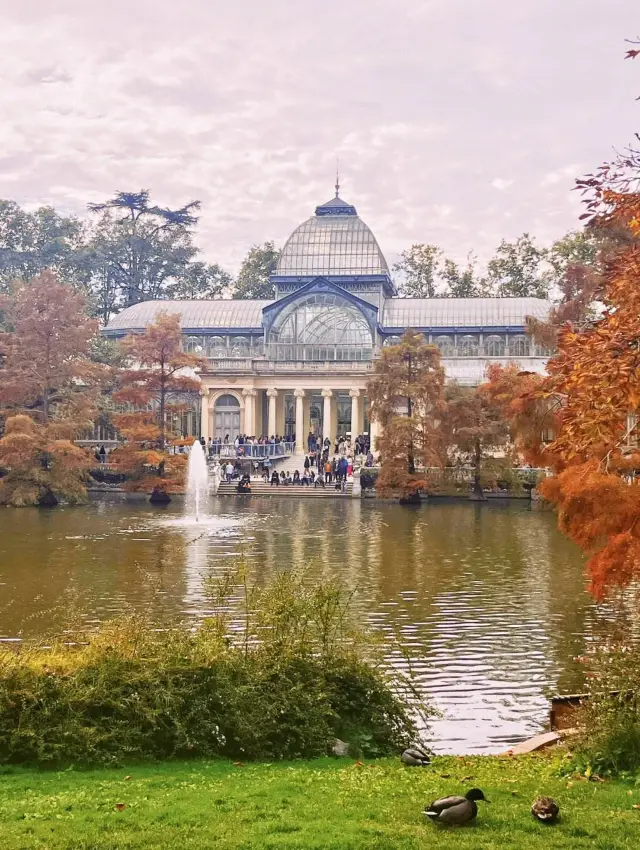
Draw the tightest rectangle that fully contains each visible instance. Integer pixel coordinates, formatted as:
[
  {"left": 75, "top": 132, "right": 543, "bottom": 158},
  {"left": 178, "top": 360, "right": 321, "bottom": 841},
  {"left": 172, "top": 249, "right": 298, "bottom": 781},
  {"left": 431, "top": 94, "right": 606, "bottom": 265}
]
[{"left": 0, "top": 496, "right": 605, "bottom": 753}]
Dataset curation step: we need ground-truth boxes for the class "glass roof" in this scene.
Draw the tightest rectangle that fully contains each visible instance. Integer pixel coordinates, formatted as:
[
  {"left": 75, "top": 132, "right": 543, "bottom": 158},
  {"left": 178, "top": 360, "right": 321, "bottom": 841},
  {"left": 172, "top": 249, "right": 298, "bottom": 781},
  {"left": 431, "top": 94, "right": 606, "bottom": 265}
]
[
  {"left": 276, "top": 199, "right": 389, "bottom": 277},
  {"left": 382, "top": 298, "right": 551, "bottom": 329},
  {"left": 104, "top": 299, "right": 271, "bottom": 333}
]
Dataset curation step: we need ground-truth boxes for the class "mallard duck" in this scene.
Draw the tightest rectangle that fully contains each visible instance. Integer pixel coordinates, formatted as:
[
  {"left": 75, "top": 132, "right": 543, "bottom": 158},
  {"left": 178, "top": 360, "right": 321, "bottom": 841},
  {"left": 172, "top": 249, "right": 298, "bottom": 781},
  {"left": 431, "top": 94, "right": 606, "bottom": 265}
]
[
  {"left": 531, "top": 796, "right": 559, "bottom": 822},
  {"left": 424, "top": 788, "right": 489, "bottom": 825},
  {"left": 401, "top": 747, "right": 431, "bottom": 767}
]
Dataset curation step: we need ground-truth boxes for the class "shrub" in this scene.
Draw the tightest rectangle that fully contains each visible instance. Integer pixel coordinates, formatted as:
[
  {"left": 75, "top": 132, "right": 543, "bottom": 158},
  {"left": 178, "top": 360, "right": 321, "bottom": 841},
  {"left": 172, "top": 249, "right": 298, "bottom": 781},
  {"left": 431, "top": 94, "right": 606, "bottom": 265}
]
[
  {"left": 0, "top": 569, "right": 430, "bottom": 766},
  {"left": 571, "top": 641, "right": 640, "bottom": 776}
]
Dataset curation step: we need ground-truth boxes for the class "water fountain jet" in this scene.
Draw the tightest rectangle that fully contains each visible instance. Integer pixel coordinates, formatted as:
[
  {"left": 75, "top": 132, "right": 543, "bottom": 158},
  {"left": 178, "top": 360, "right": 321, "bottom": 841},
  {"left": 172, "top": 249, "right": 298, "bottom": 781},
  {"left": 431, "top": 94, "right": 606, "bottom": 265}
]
[{"left": 185, "top": 441, "right": 210, "bottom": 522}]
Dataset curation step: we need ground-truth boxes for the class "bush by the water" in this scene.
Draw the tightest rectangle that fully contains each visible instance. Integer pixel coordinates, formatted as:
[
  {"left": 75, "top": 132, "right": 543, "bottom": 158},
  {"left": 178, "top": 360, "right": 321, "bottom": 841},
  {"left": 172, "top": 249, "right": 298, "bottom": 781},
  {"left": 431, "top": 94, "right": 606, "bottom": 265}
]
[
  {"left": 572, "top": 641, "right": 640, "bottom": 776},
  {"left": 0, "top": 570, "right": 428, "bottom": 766}
]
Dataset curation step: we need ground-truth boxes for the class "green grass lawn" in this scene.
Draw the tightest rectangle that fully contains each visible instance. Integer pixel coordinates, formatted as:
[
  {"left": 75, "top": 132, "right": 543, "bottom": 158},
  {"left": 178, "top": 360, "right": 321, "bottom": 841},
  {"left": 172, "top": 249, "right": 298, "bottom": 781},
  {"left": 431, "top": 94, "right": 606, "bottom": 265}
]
[{"left": 1, "top": 754, "right": 639, "bottom": 849}]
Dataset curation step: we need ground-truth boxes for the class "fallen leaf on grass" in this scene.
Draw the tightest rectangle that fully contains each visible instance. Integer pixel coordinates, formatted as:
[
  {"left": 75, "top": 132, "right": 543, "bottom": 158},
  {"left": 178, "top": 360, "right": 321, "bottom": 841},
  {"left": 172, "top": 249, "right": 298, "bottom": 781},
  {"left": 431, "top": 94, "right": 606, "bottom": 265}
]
[
  {"left": 439, "top": 774, "right": 451, "bottom": 779},
  {"left": 232, "top": 762, "right": 245, "bottom": 768},
  {"left": 115, "top": 803, "right": 126, "bottom": 812},
  {"left": 355, "top": 761, "right": 364, "bottom": 767},
  {"left": 123, "top": 776, "right": 132, "bottom": 782},
  {"left": 632, "top": 804, "right": 640, "bottom": 810}
]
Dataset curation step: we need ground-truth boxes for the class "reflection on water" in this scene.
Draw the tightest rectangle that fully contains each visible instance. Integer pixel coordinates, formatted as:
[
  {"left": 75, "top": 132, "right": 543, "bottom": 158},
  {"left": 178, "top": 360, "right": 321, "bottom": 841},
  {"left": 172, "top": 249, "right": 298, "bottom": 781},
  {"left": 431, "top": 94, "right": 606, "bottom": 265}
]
[{"left": 0, "top": 496, "right": 605, "bottom": 753}]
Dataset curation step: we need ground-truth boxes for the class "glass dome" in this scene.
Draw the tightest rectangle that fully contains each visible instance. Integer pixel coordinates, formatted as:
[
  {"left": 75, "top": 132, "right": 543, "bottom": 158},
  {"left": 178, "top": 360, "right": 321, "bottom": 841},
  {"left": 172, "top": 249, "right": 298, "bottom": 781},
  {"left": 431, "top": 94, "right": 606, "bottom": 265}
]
[
  {"left": 276, "top": 195, "right": 389, "bottom": 277},
  {"left": 268, "top": 292, "right": 373, "bottom": 361}
]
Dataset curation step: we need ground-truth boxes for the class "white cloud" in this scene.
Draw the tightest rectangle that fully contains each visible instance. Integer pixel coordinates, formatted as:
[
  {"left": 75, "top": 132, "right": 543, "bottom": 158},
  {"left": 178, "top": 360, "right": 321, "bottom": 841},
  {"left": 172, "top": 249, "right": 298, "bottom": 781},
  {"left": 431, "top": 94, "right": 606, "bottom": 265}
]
[
  {"left": 0, "top": 0, "right": 637, "bottom": 270},
  {"left": 491, "top": 179, "right": 514, "bottom": 191}
]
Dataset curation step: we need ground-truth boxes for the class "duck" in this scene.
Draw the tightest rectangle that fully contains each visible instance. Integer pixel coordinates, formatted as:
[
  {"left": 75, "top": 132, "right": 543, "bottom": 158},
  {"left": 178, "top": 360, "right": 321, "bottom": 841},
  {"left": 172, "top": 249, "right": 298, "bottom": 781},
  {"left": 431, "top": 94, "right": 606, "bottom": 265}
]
[
  {"left": 424, "top": 788, "right": 489, "bottom": 825},
  {"left": 531, "top": 796, "right": 559, "bottom": 823},
  {"left": 401, "top": 747, "right": 431, "bottom": 767}
]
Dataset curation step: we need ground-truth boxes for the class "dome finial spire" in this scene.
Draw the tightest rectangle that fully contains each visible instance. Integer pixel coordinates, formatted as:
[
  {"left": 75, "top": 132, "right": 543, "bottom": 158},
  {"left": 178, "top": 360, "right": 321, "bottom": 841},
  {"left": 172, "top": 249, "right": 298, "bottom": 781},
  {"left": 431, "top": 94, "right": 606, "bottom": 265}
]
[{"left": 335, "top": 158, "right": 340, "bottom": 197}]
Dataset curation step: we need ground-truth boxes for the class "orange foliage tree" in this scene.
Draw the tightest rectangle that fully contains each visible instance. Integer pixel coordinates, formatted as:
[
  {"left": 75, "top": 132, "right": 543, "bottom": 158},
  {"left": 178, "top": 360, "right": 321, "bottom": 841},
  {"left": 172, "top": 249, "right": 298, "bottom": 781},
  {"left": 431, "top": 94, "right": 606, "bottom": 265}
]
[
  {"left": 112, "top": 312, "right": 205, "bottom": 493},
  {"left": 367, "top": 330, "right": 446, "bottom": 501},
  {"left": 443, "top": 379, "right": 514, "bottom": 499},
  {"left": 482, "top": 363, "right": 555, "bottom": 467},
  {"left": 0, "top": 271, "right": 101, "bottom": 505},
  {"left": 528, "top": 176, "right": 640, "bottom": 598}
]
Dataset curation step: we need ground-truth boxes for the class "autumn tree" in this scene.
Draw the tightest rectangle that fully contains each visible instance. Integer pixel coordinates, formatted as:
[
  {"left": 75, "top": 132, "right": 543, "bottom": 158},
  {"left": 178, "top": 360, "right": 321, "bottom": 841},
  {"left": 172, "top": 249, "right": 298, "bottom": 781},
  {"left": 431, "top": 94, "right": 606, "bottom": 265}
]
[
  {"left": 367, "top": 330, "right": 446, "bottom": 501},
  {"left": 527, "top": 157, "right": 640, "bottom": 597},
  {"left": 232, "top": 242, "right": 280, "bottom": 299},
  {"left": 113, "top": 313, "right": 205, "bottom": 495},
  {"left": 443, "top": 381, "right": 512, "bottom": 499},
  {"left": 0, "top": 270, "right": 100, "bottom": 427},
  {"left": 482, "top": 363, "right": 554, "bottom": 467},
  {"left": 0, "top": 415, "right": 91, "bottom": 506},
  {"left": 0, "top": 271, "right": 101, "bottom": 505}
]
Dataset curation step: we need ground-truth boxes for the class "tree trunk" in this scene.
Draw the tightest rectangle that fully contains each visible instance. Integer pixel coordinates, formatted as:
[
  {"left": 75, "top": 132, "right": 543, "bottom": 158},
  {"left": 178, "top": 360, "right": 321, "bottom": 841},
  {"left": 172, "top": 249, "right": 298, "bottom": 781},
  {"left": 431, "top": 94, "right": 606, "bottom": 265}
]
[
  {"left": 38, "top": 487, "right": 58, "bottom": 508},
  {"left": 159, "top": 381, "right": 166, "bottom": 452},
  {"left": 469, "top": 438, "right": 486, "bottom": 501}
]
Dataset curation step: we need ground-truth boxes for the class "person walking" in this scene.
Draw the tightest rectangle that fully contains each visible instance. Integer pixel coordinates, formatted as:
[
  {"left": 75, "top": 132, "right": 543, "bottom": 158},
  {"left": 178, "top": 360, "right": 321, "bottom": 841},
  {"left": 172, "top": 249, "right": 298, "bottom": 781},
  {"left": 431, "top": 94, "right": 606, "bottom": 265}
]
[
  {"left": 225, "top": 461, "right": 234, "bottom": 483},
  {"left": 324, "top": 459, "right": 332, "bottom": 483},
  {"left": 304, "top": 455, "right": 310, "bottom": 472}
]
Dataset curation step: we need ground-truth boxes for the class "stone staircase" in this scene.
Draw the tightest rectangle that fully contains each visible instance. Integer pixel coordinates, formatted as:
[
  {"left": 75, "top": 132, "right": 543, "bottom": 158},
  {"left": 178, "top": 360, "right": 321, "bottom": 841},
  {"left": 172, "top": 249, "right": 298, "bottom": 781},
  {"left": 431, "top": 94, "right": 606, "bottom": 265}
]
[
  {"left": 212, "top": 451, "right": 355, "bottom": 498},
  {"left": 215, "top": 480, "right": 353, "bottom": 498}
]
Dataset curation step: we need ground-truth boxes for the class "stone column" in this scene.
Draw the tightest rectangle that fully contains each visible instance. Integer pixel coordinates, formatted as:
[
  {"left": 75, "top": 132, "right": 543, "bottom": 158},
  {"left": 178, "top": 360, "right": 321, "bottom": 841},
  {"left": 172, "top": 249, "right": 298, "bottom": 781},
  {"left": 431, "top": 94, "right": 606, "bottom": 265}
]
[
  {"left": 321, "top": 389, "right": 332, "bottom": 447},
  {"left": 294, "top": 389, "right": 305, "bottom": 453},
  {"left": 349, "top": 389, "right": 360, "bottom": 439},
  {"left": 369, "top": 418, "right": 380, "bottom": 455},
  {"left": 199, "top": 389, "right": 210, "bottom": 441},
  {"left": 266, "top": 389, "right": 278, "bottom": 437},
  {"left": 242, "top": 389, "right": 256, "bottom": 436}
]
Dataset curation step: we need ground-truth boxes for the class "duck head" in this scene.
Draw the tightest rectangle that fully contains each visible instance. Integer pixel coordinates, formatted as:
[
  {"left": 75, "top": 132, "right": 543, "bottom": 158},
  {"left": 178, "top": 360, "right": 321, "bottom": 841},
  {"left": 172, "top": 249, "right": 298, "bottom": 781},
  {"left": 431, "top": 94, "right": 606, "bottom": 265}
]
[{"left": 465, "top": 788, "right": 490, "bottom": 803}]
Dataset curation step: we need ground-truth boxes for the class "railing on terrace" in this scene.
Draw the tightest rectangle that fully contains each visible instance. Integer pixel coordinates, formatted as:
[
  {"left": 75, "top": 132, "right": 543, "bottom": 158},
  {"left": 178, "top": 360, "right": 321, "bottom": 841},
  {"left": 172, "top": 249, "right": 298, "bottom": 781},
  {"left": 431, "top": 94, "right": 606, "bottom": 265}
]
[
  {"left": 207, "top": 442, "right": 295, "bottom": 459},
  {"left": 206, "top": 358, "right": 373, "bottom": 373}
]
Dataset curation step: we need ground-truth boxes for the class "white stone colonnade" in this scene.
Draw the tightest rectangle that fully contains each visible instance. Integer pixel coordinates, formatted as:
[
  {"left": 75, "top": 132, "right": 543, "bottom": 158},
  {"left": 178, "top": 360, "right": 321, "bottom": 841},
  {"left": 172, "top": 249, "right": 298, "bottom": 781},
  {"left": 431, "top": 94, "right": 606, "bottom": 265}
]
[{"left": 199, "top": 382, "right": 375, "bottom": 453}]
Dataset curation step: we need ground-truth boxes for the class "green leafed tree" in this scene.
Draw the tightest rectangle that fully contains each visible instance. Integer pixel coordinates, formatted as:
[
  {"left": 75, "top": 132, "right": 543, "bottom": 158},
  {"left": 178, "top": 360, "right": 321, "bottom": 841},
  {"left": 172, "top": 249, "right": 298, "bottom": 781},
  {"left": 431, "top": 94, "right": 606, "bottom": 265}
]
[
  {"left": 440, "top": 253, "right": 492, "bottom": 297},
  {"left": 231, "top": 241, "right": 280, "bottom": 299},
  {"left": 0, "top": 200, "right": 91, "bottom": 294},
  {"left": 87, "top": 191, "right": 201, "bottom": 308},
  {"left": 166, "top": 261, "right": 232, "bottom": 300},
  {"left": 486, "top": 233, "right": 549, "bottom": 298},
  {"left": 393, "top": 244, "right": 442, "bottom": 298}
]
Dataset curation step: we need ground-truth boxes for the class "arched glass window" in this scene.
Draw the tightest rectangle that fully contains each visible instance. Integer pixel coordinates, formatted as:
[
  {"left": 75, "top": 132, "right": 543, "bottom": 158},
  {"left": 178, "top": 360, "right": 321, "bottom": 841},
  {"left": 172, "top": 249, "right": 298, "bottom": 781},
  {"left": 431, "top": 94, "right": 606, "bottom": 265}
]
[
  {"left": 484, "top": 335, "right": 506, "bottom": 357},
  {"left": 509, "top": 335, "right": 530, "bottom": 357},
  {"left": 458, "top": 335, "right": 479, "bottom": 357},
  {"left": 215, "top": 394, "right": 240, "bottom": 408},
  {"left": 206, "top": 336, "right": 228, "bottom": 358},
  {"left": 214, "top": 394, "right": 240, "bottom": 441},
  {"left": 184, "top": 335, "right": 205, "bottom": 354},
  {"left": 434, "top": 335, "right": 455, "bottom": 356},
  {"left": 382, "top": 335, "right": 402, "bottom": 347},
  {"left": 268, "top": 293, "right": 373, "bottom": 361},
  {"left": 230, "top": 336, "right": 250, "bottom": 357}
]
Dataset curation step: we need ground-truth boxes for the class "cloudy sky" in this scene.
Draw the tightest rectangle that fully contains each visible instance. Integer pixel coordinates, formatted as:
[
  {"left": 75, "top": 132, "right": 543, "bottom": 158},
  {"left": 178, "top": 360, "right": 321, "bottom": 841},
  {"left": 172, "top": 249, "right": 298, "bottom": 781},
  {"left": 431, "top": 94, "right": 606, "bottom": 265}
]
[{"left": 0, "top": 0, "right": 637, "bottom": 271}]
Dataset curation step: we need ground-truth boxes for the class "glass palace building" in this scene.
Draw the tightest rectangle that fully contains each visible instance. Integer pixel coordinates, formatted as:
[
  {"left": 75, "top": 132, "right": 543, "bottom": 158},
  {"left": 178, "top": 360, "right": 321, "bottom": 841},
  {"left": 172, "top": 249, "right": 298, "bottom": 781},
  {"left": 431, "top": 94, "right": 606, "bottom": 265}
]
[{"left": 104, "top": 191, "right": 551, "bottom": 451}]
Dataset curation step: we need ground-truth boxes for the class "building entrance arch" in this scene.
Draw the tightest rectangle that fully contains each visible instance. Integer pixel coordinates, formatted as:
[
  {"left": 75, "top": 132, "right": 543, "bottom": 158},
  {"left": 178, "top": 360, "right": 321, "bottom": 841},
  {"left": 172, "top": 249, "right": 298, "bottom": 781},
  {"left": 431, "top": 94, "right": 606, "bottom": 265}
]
[{"left": 214, "top": 393, "right": 241, "bottom": 441}]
